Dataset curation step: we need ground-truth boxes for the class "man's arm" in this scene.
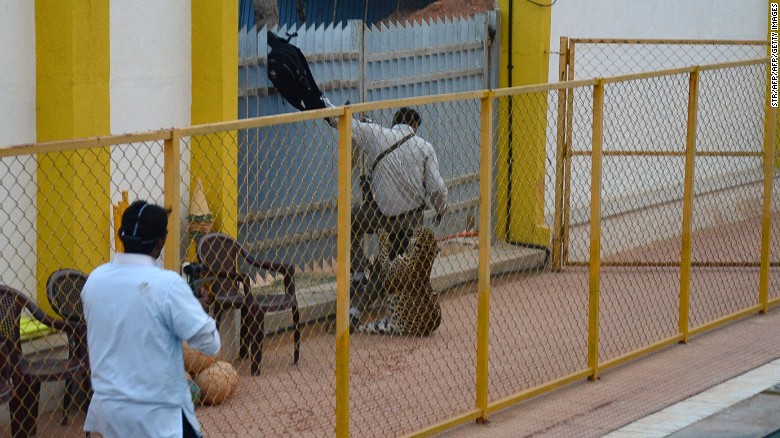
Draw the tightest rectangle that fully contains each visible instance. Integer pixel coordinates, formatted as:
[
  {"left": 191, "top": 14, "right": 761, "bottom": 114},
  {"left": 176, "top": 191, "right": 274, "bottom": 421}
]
[
  {"left": 430, "top": 191, "right": 447, "bottom": 225},
  {"left": 168, "top": 277, "right": 221, "bottom": 356},
  {"left": 324, "top": 104, "right": 368, "bottom": 169},
  {"left": 187, "top": 319, "right": 221, "bottom": 356},
  {"left": 424, "top": 147, "right": 448, "bottom": 224},
  {"left": 187, "top": 286, "right": 221, "bottom": 355}
]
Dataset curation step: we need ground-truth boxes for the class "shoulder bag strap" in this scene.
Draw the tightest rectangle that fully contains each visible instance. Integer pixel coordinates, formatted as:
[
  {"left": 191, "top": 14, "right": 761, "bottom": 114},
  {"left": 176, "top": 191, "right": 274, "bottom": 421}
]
[{"left": 368, "top": 133, "right": 414, "bottom": 176}]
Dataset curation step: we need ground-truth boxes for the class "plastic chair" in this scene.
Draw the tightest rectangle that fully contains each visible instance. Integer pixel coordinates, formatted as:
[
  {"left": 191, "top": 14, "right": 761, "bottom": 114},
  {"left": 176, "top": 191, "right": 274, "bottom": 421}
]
[
  {"left": 0, "top": 341, "right": 13, "bottom": 401},
  {"left": 0, "top": 284, "right": 88, "bottom": 437},
  {"left": 0, "top": 342, "right": 14, "bottom": 435},
  {"left": 45, "top": 269, "right": 91, "bottom": 420},
  {"left": 45, "top": 269, "right": 86, "bottom": 324},
  {"left": 196, "top": 232, "right": 300, "bottom": 375}
]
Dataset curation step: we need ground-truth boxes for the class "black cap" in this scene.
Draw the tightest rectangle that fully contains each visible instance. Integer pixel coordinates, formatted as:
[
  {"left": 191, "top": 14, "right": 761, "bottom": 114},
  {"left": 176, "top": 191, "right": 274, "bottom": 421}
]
[{"left": 118, "top": 200, "right": 169, "bottom": 252}]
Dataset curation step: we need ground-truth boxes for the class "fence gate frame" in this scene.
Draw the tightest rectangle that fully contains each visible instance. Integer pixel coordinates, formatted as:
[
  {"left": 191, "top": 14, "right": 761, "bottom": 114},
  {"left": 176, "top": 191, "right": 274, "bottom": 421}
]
[{"left": 552, "top": 37, "right": 770, "bottom": 272}]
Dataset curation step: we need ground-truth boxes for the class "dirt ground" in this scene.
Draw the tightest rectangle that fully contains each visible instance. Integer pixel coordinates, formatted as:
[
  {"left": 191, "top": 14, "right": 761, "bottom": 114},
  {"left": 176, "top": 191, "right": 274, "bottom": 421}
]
[{"left": 383, "top": 0, "right": 496, "bottom": 24}]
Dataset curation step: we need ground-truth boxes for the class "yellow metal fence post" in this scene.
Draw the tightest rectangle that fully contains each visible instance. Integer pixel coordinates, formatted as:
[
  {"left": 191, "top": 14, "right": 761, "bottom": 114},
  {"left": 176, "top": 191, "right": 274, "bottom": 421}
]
[
  {"left": 475, "top": 91, "right": 494, "bottom": 422},
  {"left": 164, "top": 129, "right": 182, "bottom": 271},
  {"left": 588, "top": 79, "right": 604, "bottom": 380},
  {"left": 679, "top": 68, "right": 699, "bottom": 342},
  {"left": 759, "top": 98, "right": 776, "bottom": 313},
  {"left": 336, "top": 107, "right": 353, "bottom": 437},
  {"left": 552, "top": 37, "right": 569, "bottom": 272},
  {"left": 563, "top": 40, "right": 576, "bottom": 266}
]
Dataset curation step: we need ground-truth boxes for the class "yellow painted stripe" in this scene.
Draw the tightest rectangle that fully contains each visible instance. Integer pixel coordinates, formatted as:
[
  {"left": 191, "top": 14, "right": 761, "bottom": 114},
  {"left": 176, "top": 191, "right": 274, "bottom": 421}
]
[
  {"left": 35, "top": 0, "right": 110, "bottom": 315},
  {"left": 495, "top": 0, "right": 552, "bottom": 246},
  {"left": 189, "top": 1, "right": 239, "bottom": 247}
]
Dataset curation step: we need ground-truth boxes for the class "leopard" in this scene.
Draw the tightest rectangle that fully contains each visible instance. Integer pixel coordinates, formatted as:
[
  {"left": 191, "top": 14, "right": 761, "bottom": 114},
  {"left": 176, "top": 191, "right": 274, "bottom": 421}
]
[{"left": 354, "top": 226, "right": 442, "bottom": 336}]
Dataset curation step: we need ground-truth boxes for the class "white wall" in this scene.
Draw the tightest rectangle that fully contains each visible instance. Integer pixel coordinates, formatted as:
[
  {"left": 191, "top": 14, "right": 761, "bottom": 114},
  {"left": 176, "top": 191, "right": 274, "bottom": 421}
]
[
  {"left": 0, "top": 0, "right": 36, "bottom": 146},
  {"left": 0, "top": 0, "right": 37, "bottom": 296},
  {"left": 549, "top": 0, "right": 767, "bottom": 82},
  {"left": 551, "top": 0, "right": 764, "bottom": 41},
  {"left": 110, "top": 0, "right": 191, "bottom": 133},
  {"left": 109, "top": 0, "right": 192, "bottom": 251},
  {"left": 542, "top": 0, "right": 768, "bottom": 249}
]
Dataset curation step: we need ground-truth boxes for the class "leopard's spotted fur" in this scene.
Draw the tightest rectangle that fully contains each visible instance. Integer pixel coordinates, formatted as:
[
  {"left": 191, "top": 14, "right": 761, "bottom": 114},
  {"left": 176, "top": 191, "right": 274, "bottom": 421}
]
[{"left": 356, "top": 226, "right": 441, "bottom": 336}]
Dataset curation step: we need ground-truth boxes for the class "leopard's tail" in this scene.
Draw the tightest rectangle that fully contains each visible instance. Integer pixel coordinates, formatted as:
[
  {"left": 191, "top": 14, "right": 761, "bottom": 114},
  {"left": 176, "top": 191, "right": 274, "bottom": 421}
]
[{"left": 354, "top": 317, "right": 400, "bottom": 335}]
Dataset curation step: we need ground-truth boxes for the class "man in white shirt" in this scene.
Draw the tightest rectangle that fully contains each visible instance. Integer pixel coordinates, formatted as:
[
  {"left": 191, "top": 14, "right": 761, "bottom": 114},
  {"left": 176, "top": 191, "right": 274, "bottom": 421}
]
[
  {"left": 347, "top": 107, "right": 448, "bottom": 325},
  {"left": 82, "top": 200, "right": 221, "bottom": 438}
]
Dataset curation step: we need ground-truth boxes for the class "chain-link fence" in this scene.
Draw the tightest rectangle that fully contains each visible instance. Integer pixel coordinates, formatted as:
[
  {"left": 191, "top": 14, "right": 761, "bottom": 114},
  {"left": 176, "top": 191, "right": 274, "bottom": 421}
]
[{"left": 0, "top": 57, "right": 775, "bottom": 437}]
